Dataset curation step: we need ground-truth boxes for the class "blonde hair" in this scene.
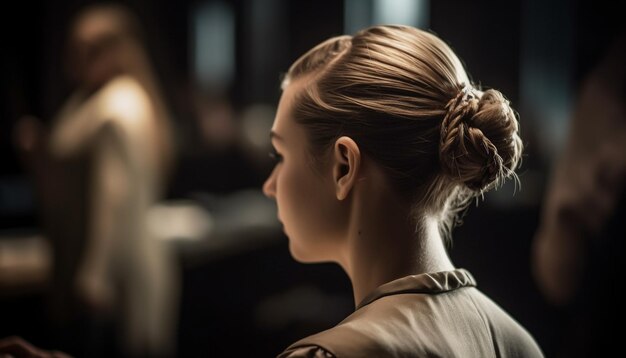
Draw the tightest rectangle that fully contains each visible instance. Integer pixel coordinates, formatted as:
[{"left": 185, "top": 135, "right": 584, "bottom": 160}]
[{"left": 283, "top": 25, "right": 522, "bottom": 243}]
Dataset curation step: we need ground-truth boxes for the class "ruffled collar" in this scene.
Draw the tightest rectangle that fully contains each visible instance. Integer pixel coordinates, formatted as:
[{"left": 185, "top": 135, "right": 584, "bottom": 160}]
[{"left": 357, "top": 268, "right": 477, "bottom": 310}]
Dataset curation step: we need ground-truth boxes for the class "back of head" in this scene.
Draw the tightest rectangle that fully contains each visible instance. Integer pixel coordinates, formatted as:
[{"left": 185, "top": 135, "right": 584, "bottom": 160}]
[{"left": 283, "top": 25, "right": 522, "bottom": 240}]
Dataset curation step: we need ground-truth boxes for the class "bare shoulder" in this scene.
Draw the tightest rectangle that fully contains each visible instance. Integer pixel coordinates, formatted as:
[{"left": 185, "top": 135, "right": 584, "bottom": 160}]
[{"left": 98, "top": 75, "right": 153, "bottom": 125}]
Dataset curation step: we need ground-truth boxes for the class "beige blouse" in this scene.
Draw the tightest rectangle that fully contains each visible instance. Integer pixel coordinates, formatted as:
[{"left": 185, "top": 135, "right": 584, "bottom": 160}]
[{"left": 278, "top": 269, "right": 544, "bottom": 358}]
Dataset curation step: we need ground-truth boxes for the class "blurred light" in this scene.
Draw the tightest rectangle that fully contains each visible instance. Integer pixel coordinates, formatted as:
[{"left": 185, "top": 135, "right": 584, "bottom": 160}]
[
  {"left": 345, "top": 0, "right": 429, "bottom": 35},
  {"left": 104, "top": 78, "right": 149, "bottom": 121},
  {"left": 373, "top": 0, "right": 429, "bottom": 29},
  {"left": 520, "top": 0, "right": 574, "bottom": 161},
  {"left": 0, "top": 234, "right": 51, "bottom": 289},
  {"left": 240, "top": 104, "right": 276, "bottom": 150},
  {"left": 147, "top": 200, "right": 214, "bottom": 242},
  {"left": 344, "top": 0, "right": 373, "bottom": 35},
  {"left": 192, "top": 1, "right": 235, "bottom": 92}
]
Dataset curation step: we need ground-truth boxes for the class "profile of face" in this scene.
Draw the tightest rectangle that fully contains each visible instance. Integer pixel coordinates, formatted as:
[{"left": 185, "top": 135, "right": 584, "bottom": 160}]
[
  {"left": 67, "top": 9, "right": 125, "bottom": 91},
  {"left": 263, "top": 79, "right": 346, "bottom": 263}
]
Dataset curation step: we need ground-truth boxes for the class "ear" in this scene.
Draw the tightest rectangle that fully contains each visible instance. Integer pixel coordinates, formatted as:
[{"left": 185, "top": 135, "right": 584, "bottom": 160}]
[{"left": 332, "top": 136, "right": 361, "bottom": 201}]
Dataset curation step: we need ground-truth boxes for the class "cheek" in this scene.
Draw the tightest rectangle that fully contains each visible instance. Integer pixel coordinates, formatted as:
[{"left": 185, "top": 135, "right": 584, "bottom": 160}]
[
  {"left": 276, "top": 166, "right": 317, "bottom": 227},
  {"left": 276, "top": 165, "right": 344, "bottom": 257}
]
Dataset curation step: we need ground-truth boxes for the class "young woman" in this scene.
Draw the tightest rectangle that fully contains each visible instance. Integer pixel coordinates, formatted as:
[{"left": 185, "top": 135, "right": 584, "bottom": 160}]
[
  {"left": 0, "top": 23, "right": 543, "bottom": 358},
  {"left": 12, "top": 4, "right": 179, "bottom": 357},
  {"left": 265, "top": 25, "right": 544, "bottom": 358}
]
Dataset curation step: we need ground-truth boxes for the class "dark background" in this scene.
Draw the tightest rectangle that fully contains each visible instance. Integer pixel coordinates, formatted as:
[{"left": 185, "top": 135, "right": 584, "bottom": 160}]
[{"left": 1, "top": 0, "right": 623, "bottom": 357}]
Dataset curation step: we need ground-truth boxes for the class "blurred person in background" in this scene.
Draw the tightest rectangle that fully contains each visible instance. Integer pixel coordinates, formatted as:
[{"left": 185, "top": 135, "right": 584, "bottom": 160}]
[
  {"left": 10, "top": 2, "right": 179, "bottom": 357},
  {"left": 531, "top": 30, "right": 626, "bottom": 357},
  {"left": 265, "top": 25, "right": 544, "bottom": 357}
]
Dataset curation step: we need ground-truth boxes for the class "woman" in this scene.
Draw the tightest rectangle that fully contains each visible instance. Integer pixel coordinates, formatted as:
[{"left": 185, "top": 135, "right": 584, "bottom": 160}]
[
  {"left": 12, "top": 3, "right": 179, "bottom": 357},
  {"left": 266, "top": 25, "right": 544, "bottom": 357},
  {"left": 0, "top": 23, "right": 543, "bottom": 358}
]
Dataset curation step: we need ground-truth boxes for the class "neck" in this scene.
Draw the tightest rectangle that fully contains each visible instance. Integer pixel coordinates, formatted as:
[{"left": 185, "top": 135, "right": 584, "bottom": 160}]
[{"left": 336, "top": 185, "right": 455, "bottom": 307}]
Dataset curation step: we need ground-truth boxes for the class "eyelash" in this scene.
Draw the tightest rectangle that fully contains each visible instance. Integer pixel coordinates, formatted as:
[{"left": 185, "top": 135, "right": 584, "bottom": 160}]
[{"left": 269, "top": 149, "right": 283, "bottom": 164}]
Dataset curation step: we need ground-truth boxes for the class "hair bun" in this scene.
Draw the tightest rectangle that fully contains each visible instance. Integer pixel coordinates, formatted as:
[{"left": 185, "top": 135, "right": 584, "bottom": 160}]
[{"left": 439, "top": 87, "right": 522, "bottom": 191}]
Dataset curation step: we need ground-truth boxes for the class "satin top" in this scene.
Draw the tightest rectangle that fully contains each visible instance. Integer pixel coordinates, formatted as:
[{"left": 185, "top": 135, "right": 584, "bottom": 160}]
[{"left": 278, "top": 269, "right": 544, "bottom": 358}]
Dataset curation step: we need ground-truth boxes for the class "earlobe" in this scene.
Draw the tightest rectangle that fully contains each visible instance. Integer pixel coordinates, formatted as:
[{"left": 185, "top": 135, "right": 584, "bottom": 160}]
[{"left": 333, "top": 136, "right": 361, "bottom": 201}]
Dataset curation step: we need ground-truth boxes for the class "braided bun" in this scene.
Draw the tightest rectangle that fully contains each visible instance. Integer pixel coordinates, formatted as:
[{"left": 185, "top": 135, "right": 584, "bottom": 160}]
[{"left": 439, "top": 87, "right": 522, "bottom": 191}]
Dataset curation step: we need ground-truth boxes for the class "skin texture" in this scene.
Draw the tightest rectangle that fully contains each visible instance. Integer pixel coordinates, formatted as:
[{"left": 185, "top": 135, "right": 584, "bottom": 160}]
[
  {"left": 263, "top": 77, "right": 455, "bottom": 306},
  {"left": 264, "top": 77, "right": 346, "bottom": 263}
]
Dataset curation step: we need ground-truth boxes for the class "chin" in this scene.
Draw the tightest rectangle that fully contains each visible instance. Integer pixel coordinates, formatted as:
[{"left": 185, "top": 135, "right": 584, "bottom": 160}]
[{"left": 288, "top": 240, "right": 317, "bottom": 263}]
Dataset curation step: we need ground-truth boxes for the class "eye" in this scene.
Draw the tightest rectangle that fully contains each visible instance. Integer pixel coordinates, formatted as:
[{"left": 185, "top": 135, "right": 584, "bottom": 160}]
[{"left": 269, "top": 148, "right": 283, "bottom": 164}]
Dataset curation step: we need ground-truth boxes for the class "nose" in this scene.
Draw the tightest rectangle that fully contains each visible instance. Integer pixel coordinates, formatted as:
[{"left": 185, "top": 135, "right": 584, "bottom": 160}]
[{"left": 263, "top": 167, "right": 276, "bottom": 199}]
